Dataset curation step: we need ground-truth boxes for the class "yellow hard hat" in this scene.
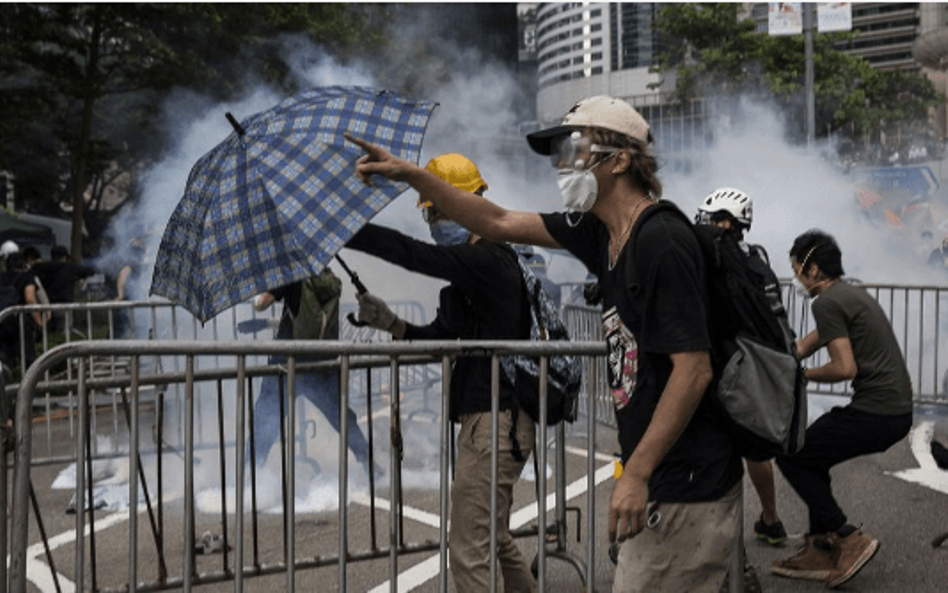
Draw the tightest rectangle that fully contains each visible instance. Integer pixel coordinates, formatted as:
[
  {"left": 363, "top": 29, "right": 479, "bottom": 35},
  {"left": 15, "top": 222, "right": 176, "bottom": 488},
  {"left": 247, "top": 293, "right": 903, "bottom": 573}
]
[{"left": 418, "top": 153, "right": 487, "bottom": 208}]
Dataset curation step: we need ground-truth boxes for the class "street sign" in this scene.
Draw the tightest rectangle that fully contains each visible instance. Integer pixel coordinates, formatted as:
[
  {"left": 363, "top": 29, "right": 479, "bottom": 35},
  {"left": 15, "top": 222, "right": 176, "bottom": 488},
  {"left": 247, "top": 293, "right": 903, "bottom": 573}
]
[{"left": 852, "top": 166, "right": 940, "bottom": 197}]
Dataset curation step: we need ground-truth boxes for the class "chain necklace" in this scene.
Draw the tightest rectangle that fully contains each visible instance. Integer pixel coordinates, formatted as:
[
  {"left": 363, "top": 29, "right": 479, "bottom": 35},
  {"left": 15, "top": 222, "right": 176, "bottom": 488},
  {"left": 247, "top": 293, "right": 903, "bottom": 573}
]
[{"left": 608, "top": 198, "right": 651, "bottom": 270}]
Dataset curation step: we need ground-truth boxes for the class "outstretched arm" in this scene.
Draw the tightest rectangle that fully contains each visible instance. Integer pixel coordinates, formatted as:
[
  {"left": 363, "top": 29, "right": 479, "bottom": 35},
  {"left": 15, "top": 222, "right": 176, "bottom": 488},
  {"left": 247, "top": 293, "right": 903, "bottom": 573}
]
[{"left": 345, "top": 133, "right": 560, "bottom": 249}]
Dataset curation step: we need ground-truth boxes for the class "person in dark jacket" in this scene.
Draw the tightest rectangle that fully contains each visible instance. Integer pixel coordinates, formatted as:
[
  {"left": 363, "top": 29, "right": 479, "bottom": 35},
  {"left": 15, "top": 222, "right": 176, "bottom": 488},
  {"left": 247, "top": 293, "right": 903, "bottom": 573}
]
[
  {"left": 347, "top": 153, "right": 538, "bottom": 593},
  {"left": 30, "top": 245, "right": 96, "bottom": 332}
]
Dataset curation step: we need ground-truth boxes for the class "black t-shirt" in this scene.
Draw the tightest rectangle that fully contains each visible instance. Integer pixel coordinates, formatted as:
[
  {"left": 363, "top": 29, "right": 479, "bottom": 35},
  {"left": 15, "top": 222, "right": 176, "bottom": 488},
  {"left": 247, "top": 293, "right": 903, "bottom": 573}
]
[
  {"left": 348, "top": 223, "right": 530, "bottom": 420},
  {"left": 0, "top": 271, "right": 38, "bottom": 334},
  {"left": 542, "top": 202, "right": 741, "bottom": 503},
  {"left": 31, "top": 261, "right": 96, "bottom": 303}
]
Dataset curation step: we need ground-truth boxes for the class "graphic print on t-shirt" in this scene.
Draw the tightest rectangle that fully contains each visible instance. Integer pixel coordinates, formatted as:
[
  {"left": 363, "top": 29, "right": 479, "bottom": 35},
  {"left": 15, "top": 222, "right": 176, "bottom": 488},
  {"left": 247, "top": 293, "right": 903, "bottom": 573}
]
[{"left": 603, "top": 306, "right": 637, "bottom": 410}]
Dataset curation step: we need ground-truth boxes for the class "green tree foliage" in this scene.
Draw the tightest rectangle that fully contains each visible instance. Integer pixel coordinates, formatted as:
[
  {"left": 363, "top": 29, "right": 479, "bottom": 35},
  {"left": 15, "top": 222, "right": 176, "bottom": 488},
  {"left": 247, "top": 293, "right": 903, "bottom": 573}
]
[
  {"left": 0, "top": 3, "right": 387, "bottom": 257},
  {"left": 654, "top": 3, "right": 942, "bottom": 144}
]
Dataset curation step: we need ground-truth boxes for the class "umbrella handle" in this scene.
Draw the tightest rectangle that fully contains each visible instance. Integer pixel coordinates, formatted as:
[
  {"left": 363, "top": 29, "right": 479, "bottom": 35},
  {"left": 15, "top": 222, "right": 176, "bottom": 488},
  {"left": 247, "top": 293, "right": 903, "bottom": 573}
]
[
  {"left": 335, "top": 255, "right": 371, "bottom": 327},
  {"left": 347, "top": 312, "right": 370, "bottom": 328}
]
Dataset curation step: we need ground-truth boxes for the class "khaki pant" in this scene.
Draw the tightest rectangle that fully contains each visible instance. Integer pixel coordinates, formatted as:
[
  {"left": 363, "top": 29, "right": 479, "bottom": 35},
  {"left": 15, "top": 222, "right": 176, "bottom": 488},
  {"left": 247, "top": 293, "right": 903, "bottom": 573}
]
[
  {"left": 450, "top": 410, "right": 538, "bottom": 593},
  {"left": 613, "top": 482, "right": 741, "bottom": 593}
]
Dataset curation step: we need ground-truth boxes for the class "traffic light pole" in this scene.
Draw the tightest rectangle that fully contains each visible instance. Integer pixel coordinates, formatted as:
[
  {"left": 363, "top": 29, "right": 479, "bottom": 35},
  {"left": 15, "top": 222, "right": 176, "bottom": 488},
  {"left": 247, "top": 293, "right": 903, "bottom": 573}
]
[{"left": 805, "top": 2, "right": 816, "bottom": 147}]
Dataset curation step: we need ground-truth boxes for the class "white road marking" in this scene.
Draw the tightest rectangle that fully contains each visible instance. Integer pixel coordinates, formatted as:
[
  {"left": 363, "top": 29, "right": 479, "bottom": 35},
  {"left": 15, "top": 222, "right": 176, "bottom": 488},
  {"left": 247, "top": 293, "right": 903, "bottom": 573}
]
[
  {"left": 19, "top": 492, "right": 182, "bottom": 593},
  {"left": 20, "top": 509, "right": 137, "bottom": 592},
  {"left": 351, "top": 492, "right": 442, "bottom": 528},
  {"left": 367, "top": 447, "right": 615, "bottom": 593},
  {"left": 888, "top": 421, "right": 948, "bottom": 494}
]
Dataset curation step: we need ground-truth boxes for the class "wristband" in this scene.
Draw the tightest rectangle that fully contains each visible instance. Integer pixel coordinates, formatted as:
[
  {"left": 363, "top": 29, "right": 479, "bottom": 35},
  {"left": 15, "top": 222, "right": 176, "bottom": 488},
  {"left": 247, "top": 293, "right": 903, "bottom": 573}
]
[{"left": 385, "top": 315, "right": 399, "bottom": 332}]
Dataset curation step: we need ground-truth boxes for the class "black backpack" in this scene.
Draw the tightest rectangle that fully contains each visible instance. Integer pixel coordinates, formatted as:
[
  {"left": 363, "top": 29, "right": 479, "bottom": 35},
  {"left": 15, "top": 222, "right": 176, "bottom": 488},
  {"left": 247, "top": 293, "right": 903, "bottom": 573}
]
[
  {"left": 692, "top": 222, "right": 807, "bottom": 461},
  {"left": 500, "top": 255, "right": 582, "bottom": 426}
]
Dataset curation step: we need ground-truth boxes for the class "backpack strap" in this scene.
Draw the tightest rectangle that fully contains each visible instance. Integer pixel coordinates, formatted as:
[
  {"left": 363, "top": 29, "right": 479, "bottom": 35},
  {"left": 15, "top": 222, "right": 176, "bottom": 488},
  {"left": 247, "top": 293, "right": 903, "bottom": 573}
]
[{"left": 748, "top": 243, "right": 771, "bottom": 266}]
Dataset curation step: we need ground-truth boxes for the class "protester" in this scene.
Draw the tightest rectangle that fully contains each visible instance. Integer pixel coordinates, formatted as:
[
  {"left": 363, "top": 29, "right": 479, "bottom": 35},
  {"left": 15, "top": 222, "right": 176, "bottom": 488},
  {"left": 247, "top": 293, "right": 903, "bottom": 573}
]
[
  {"left": 694, "top": 187, "right": 789, "bottom": 548},
  {"left": 0, "top": 251, "right": 24, "bottom": 379},
  {"left": 19, "top": 246, "right": 49, "bottom": 309},
  {"left": 928, "top": 233, "right": 948, "bottom": 269},
  {"left": 114, "top": 240, "right": 147, "bottom": 338},
  {"left": 347, "top": 96, "right": 743, "bottom": 592},
  {"left": 244, "top": 268, "right": 374, "bottom": 481},
  {"left": 31, "top": 245, "right": 96, "bottom": 303},
  {"left": 773, "top": 229, "right": 913, "bottom": 588},
  {"left": 30, "top": 245, "right": 96, "bottom": 332},
  {"left": 347, "top": 153, "right": 538, "bottom": 593},
  {"left": 0, "top": 252, "right": 44, "bottom": 374},
  {"left": 0, "top": 240, "right": 18, "bottom": 266}
]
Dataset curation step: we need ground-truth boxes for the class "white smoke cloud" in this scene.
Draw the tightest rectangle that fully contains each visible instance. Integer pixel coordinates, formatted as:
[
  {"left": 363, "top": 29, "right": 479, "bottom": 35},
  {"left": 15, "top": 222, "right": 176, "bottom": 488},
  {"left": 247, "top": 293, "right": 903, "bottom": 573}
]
[{"left": 660, "top": 96, "right": 939, "bottom": 284}]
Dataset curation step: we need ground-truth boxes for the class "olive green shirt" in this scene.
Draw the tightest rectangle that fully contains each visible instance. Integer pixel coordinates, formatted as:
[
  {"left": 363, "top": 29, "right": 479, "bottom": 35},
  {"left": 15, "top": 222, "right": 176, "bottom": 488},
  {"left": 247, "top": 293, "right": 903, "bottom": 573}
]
[{"left": 812, "top": 281, "right": 913, "bottom": 415}]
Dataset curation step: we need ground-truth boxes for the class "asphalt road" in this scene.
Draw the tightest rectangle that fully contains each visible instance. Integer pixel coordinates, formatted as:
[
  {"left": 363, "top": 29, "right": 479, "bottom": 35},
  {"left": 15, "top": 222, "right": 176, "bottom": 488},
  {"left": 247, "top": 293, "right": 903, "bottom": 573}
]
[{"left": 10, "top": 401, "right": 948, "bottom": 593}]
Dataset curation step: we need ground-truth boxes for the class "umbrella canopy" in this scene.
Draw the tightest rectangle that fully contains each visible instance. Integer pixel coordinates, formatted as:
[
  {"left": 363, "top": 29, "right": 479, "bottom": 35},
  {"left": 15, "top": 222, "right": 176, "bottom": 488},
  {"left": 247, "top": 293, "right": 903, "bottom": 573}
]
[{"left": 150, "top": 86, "right": 437, "bottom": 322}]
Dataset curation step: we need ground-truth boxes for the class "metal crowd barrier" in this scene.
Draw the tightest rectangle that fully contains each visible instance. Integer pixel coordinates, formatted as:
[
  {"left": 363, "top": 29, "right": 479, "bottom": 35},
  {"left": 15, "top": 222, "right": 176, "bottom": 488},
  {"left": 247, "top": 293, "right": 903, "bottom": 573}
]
[
  {"left": 561, "top": 304, "right": 612, "bottom": 428},
  {"left": 0, "top": 299, "right": 434, "bottom": 466},
  {"left": 8, "top": 340, "right": 607, "bottom": 593},
  {"left": 780, "top": 281, "right": 948, "bottom": 404}
]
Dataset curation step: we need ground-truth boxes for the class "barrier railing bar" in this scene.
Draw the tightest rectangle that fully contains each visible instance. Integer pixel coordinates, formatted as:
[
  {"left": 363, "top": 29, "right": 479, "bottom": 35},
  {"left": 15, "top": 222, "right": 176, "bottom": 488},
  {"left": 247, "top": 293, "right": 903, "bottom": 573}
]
[
  {"left": 214, "top": 378, "right": 230, "bottom": 577},
  {"left": 438, "top": 355, "right": 451, "bottom": 593},
  {"left": 129, "top": 356, "right": 140, "bottom": 592},
  {"left": 75, "top": 357, "right": 87, "bottom": 592},
  {"left": 183, "top": 355, "right": 195, "bottom": 593},
  {"left": 537, "top": 356, "right": 549, "bottom": 593},
  {"left": 489, "top": 354, "right": 499, "bottom": 593},
  {"left": 247, "top": 376, "right": 260, "bottom": 571},
  {"left": 339, "top": 354, "right": 351, "bottom": 593},
  {"left": 236, "top": 356, "right": 248, "bottom": 593},
  {"left": 388, "top": 354, "right": 401, "bottom": 592},
  {"left": 285, "top": 356, "right": 297, "bottom": 593},
  {"left": 586, "top": 370, "right": 597, "bottom": 588}
]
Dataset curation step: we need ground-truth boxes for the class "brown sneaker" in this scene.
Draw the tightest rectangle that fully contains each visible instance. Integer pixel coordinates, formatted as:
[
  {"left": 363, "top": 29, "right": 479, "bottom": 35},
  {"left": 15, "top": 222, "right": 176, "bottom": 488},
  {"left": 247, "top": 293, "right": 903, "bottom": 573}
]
[
  {"left": 826, "top": 529, "right": 880, "bottom": 589},
  {"left": 771, "top": 534, "right": 838, "bottom": 581}
]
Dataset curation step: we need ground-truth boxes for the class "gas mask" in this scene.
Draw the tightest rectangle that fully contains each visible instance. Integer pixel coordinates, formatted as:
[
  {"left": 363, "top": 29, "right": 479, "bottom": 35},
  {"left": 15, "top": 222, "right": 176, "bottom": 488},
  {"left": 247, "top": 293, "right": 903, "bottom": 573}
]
[
  {"left": 793, "top": 278, "right": 812, "bottom": 299},
  {"left": 557, "top": 168, "right": 600, "bottom": 213},
  {"left": 429, "top": 220, "right": 470, "bottom": 246}
]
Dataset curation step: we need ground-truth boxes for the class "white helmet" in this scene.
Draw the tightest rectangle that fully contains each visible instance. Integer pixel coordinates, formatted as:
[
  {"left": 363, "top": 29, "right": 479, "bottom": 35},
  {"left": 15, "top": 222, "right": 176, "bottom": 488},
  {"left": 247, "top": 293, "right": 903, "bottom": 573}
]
[
  {"left": 0, "top": 240, "right": 19, "bottom": 258},
  {"left": 698, "top": 187, "right": 753, "bottom": 228}
]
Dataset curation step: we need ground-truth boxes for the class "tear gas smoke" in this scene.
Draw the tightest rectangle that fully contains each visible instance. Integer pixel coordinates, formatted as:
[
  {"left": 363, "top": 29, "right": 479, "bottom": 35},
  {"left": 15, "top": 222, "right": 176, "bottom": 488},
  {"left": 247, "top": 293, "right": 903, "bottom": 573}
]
[{"left": 661, "top": 95, "right": 942, "bottom": 284}]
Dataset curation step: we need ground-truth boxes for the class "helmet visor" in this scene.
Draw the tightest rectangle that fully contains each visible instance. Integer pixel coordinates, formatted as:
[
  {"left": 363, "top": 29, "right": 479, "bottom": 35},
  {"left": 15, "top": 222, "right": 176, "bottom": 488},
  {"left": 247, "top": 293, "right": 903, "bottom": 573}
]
[{"left": 694, "top": 210, "right": 733, "bottom": 226}]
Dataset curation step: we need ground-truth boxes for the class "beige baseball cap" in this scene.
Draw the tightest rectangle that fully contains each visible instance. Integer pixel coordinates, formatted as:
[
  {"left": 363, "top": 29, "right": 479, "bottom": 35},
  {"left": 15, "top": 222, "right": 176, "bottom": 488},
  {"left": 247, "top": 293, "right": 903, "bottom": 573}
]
[{"left": 526, "top": 95, "right": 651, "bottom": 155}]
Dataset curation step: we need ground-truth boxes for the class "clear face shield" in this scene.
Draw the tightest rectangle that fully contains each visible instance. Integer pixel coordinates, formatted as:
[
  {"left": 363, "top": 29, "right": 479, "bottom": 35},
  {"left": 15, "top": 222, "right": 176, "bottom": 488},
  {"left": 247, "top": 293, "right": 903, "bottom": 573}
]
[{"left": 549, "top": 131, "right": 621, "bottom": 170}]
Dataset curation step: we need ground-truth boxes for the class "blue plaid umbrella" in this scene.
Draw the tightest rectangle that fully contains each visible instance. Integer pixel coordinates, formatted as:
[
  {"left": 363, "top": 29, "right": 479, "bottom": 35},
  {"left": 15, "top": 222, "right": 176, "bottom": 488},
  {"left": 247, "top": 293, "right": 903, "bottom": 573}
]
[{"left": 150, "top": 86, "right": 437, "bottom": 322}]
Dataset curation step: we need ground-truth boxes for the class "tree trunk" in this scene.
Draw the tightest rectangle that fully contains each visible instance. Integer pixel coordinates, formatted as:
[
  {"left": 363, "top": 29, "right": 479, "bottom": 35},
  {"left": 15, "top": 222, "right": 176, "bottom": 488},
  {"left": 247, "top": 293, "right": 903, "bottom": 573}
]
[{"left": 70, "top": 6, "right": 102, "bottom": 259}]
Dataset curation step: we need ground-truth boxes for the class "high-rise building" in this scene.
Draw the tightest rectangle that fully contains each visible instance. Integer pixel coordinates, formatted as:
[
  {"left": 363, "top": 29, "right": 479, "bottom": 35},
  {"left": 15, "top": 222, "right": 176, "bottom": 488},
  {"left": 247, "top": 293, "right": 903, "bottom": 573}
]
[
  {"left": 748, "top": 2, "right": 945, "bottom": 72},
  {"left": 529, "top": 3, "right": 674, "bottom": 127},
  {"left": 523, "top": 3, "right": 948, "bottom": 143}
]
